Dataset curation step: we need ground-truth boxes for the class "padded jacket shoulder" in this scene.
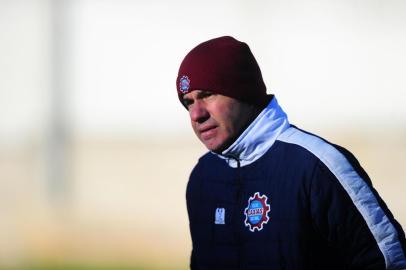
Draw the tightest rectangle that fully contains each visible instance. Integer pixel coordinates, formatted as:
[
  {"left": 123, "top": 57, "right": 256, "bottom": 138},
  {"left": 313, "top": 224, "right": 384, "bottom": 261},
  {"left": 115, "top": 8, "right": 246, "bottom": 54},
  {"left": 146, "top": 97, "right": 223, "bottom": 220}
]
[{"left": 186, "top": 127, "right": 406, "bottom": 270}]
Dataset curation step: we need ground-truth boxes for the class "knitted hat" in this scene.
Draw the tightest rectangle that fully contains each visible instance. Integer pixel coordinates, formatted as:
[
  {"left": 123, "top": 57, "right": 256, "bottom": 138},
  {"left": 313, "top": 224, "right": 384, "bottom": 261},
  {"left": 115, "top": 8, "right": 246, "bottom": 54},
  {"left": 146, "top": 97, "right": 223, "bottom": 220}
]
[{"left": 176, "top": 36, "right": 268, "bottom": 108}]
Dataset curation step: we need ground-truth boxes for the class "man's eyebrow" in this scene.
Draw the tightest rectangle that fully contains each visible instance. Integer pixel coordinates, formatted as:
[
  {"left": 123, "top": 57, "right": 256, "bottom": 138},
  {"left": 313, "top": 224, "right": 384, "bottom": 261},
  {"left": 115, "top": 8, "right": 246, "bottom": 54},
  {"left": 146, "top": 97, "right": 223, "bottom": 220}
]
[
  {"left": 182, "top": 91, "right": 212, "bottom": 104},
  {"left": 196, "top": 91, "right": 212, "bottom": 98},
  {"left": 182, "top": 97, "right": 192, "bottom": 102},
  {"left": 182, "top": 95, "right": 193, "bottom": 102}
]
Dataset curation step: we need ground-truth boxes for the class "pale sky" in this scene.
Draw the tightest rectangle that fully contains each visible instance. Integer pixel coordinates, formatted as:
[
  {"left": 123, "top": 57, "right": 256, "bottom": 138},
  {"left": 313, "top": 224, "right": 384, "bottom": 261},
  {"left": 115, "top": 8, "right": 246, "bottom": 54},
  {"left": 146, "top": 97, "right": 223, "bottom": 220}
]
[{"left": 1, "top": 0, "right": 405, "bottom": 141}]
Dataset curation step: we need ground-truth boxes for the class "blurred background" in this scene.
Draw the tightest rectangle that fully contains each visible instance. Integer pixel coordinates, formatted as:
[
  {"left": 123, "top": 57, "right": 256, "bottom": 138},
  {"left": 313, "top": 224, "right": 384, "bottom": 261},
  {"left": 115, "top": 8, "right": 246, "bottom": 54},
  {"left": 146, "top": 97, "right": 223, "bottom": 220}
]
[{"left": 0, "top": 0, "right": 405, "bottom": 269}]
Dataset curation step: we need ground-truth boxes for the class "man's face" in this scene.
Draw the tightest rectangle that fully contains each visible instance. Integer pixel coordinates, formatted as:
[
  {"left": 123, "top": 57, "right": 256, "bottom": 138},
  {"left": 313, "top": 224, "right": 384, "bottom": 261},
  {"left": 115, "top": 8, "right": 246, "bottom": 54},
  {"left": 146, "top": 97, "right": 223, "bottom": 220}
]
[{"left": 183, "top": 90, "right": 260, "bottom": 153}]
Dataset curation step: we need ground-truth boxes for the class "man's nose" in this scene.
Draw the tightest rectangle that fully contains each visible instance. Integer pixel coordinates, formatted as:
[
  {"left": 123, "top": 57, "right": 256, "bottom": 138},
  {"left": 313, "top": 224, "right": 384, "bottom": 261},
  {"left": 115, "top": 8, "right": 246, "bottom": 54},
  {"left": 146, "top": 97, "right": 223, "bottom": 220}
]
[{"left": 189, "top": 101, "right": 209, "bottom": 123}]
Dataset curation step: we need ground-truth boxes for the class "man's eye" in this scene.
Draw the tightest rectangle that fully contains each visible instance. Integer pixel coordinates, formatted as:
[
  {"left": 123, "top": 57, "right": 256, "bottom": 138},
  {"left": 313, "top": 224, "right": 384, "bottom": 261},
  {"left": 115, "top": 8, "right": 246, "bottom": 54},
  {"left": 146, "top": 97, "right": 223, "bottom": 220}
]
[{"left": 183, "top": 99, "right": 193, "bottom": 107}]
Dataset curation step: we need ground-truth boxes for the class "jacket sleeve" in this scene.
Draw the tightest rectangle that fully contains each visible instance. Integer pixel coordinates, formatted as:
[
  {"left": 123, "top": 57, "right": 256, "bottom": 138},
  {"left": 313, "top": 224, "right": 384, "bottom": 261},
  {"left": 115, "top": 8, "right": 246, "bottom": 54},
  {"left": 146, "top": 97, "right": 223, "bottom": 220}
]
[
  {"left": 186, "top": 162, "right": 201, "bottom": 270},
  {"left": 310, "top": 151, "right": 406, "bottom": 270}
]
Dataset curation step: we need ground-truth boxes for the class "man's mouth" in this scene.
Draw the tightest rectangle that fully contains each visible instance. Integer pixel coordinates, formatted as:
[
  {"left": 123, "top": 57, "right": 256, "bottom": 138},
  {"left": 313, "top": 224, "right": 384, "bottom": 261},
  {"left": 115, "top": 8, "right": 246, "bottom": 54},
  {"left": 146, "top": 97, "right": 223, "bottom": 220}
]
[{"left": 199, "top": 126, "right": 218, "bottom": 140}]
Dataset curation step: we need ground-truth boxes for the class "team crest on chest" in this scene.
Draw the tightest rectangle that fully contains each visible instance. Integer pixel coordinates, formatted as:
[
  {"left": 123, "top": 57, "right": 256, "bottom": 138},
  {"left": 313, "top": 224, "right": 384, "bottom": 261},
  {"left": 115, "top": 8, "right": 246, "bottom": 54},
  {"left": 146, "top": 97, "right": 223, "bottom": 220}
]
[{"left": 244, "top": 192, "right": 271, "bottom": 232}]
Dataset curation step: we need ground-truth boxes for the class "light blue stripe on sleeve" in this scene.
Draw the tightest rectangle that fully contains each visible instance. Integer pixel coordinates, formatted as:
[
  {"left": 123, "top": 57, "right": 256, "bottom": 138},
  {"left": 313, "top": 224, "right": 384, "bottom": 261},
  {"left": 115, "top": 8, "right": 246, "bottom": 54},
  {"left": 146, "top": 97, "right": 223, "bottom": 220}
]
[{"left": 278, "top": 127, "right": 406, "bottom": 270}]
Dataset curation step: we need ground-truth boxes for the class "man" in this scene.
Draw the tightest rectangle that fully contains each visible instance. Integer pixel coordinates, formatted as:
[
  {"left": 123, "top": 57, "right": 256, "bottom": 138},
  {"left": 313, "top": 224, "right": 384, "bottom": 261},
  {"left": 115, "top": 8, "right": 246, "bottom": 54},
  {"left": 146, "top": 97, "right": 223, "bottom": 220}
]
[{"left": 176, "top": 36, "right": 406, "bottom": 269}]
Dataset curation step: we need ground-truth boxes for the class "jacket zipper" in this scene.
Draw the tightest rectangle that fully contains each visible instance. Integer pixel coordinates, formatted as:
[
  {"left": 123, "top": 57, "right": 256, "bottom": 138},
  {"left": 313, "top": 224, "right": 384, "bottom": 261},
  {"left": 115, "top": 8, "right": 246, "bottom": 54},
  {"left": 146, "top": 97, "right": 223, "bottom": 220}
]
[{"left": 229, "top": 156, "right": 244, "bottom": 269}]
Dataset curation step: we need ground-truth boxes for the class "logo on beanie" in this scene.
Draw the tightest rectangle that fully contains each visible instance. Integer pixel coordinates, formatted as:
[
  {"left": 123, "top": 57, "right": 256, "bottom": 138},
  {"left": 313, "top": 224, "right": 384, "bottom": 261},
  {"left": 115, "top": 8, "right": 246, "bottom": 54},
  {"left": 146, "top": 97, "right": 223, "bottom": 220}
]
[
  {"left": 179, "top": 75, "right": 190, "bottom": 93},
  {"left": 244, "top": 192, "right": 270, "bottom": 232}
]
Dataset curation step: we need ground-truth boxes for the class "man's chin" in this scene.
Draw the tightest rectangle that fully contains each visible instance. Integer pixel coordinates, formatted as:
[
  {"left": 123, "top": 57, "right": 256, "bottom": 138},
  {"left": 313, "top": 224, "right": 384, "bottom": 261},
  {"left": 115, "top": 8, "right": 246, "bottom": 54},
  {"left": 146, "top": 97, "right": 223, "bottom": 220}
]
[
  {"left": 202, "top": 139, "right": 231, "bottom": 154},
  {"left": 202, "top": 139, "right": 222, "bottom": 153}
]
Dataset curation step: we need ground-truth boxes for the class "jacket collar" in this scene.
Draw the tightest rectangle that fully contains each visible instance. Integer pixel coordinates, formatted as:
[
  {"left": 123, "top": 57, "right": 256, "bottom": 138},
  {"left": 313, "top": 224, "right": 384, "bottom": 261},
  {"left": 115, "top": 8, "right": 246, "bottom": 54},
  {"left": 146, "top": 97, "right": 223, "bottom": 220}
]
[{"left": 213, "top": 96, "right": 290, "bottom": 168}]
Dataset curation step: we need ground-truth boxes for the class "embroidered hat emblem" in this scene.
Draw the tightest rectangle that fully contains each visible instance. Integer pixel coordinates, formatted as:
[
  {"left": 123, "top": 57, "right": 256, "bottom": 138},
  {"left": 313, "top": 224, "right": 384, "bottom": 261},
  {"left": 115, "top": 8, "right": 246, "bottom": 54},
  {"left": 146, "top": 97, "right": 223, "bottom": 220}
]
[
  {"left": 244, "top": 192, "right": 271, "bottom": 232},
  {"left": 179, "top": 75, "right": 190, "bottom": 93}
]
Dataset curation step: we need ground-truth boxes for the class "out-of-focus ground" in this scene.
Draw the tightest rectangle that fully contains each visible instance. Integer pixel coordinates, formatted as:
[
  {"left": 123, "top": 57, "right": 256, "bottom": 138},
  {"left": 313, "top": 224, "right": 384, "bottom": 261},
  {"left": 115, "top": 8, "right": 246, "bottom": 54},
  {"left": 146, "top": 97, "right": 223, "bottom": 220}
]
[
  {"left": 0, "top": 135, "right": 203, "bottom": 270},
  {"left": 0, "top": 129, "right": 405, "bottom": 269}
]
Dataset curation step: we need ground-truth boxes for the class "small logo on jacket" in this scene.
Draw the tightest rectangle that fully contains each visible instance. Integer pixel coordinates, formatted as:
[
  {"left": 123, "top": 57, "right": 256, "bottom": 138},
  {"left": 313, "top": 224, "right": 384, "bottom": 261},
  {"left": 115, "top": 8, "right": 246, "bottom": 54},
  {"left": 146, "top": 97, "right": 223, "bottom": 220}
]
[
  {"left": 215, "top": 208, "right": 225, "bottom": 224},
  {"left": 179, "top": 75, "right": 190, "bottom": 93},
  {"left": 244, "top": 192, "right": 270, "bottom": 232}
]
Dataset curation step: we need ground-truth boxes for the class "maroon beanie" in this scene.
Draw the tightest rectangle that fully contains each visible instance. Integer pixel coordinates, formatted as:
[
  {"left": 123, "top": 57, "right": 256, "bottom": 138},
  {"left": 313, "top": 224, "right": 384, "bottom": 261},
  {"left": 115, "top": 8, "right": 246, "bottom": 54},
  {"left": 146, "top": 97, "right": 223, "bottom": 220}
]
[{"left": 176, "top": 36, "right": 268, "bottom": 108}]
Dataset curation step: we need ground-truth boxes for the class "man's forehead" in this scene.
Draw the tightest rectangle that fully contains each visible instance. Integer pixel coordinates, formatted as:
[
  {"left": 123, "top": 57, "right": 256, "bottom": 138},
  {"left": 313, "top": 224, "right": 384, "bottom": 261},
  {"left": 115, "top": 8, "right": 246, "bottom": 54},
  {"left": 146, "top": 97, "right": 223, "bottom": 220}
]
[{"left": 183, "top": 90, "right": 208, "bottom": 99}]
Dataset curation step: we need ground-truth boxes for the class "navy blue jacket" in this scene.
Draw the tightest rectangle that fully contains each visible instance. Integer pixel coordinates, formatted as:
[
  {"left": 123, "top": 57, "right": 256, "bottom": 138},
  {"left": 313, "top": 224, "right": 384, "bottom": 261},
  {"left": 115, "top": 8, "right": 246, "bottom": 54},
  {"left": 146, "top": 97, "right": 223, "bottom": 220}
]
[{"left": 186, "top": 97, "right": 406, "bottom": 270}]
